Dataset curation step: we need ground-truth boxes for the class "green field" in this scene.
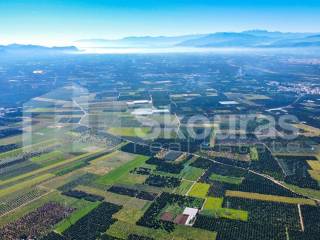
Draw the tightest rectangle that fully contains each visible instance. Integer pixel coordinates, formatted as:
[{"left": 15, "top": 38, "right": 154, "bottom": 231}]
[
  {"left": 203, "top": 197, "right": 224, "bottom": 210},
  {"left": 174, "top": 180, "right": 194, "bottom": 195},
  {"left": 31, "top": 150, "right": 65, "bottom": 166},
  {"left": 202, "top": 197, "right": 248, "bottom": 221},
  {"left": 0, "top": 173, "right": 54, "bottom": 198},
  {"left": 250, "top": 147, "right": 259, "bottom": 161},
  {"left": 96, "top": 154, "right": 150, "bottom": 185},
  {"left": 116, "top": 173, "right": 148, "bottom": 185},
  {"left": 182, "top": 166, "right": 204, "bottom": 181},
  {"left": 188, "top": 183, "right": 210, "bottom": 198},
  {"left": 209, "top": 174, "right": 243, "bottom": 185},
  {"left": 114, "top": 208, "right": 145, "bottom": 225},
  {"left": 108, "top": 127, "right": 152, "bottom": 138}
]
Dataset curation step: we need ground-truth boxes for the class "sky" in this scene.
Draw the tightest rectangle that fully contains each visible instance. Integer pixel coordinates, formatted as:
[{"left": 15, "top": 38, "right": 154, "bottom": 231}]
[{"left": 0, "top": 0, "right": 320, "bottom": 46}]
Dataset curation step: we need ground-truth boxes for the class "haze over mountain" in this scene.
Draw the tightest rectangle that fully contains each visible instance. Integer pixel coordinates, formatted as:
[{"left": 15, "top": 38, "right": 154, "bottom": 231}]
[
  {"left": 0, "top": 44, "right": 79, "bottom": 56},
  {"left": 1, "top": 30, "right": 319, "bottom": 56},
  {"left": 75, "top": 35, "right": 206, "bottom": 48},
  {"left": 76, "top": 30, "right": 320, "bottom": 48}
]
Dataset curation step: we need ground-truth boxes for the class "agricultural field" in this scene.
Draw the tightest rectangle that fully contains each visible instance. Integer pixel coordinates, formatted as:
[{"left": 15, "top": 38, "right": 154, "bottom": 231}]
[
  {"left": 1, "top": 53, "right": 320, "bottom": 239},
  {"left": 209, "top": 174, "right": 244, "bottom": 185},
  {"left": 174, "top": 180, "right": 194, "bottom": 195},
  {"left": 188, "top": 183, "right": 211, "bottom": 198},
  {"left": 54, "top": 201, "right": 100, "bottom": 233},
  {"left": 307, "top": 160, "right": 320, "bottom": 171},
  {"left": 96, "top": 154, "right": 150, "bottom": 185},
  {"left": 225, "top": 190, "right": 316, "bottom": 205},
  {"left": 107, "top": 127, "right": 152, "bottom": 138},
  {"left": 293, "top": 123, "right": 320, "bottom": 137},
  {"left": 181, "top": 165, "right": 204, "bottom": 181},
  {"left": 202, "top": 197, "right": 249, "bottom": 221}
]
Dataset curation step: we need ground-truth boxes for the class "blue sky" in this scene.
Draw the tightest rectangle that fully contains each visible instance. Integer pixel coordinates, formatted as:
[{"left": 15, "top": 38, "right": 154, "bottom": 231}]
[{"left": 0, "top": 0, "right": 320, "bottom": 45}]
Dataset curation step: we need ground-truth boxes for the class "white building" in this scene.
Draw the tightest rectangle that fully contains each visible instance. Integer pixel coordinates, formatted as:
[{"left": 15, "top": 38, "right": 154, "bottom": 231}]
[{"left": 183, "top": 207, "right": 199, "bottom": 226}]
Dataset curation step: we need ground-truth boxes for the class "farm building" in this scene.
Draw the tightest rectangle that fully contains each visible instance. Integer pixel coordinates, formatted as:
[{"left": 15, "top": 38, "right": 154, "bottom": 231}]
[{"left": 183, "top": 207, "right": 199, "bottom": 226}]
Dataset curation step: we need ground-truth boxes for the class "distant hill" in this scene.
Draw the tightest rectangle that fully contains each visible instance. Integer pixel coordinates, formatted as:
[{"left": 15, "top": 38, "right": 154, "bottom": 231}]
[
  {"left": 267, "top": 34, "right": 320, "bottom": 47},
  {"left": 76, "top": 35, "right": 206, "bottom": 47},
  {"left": 76, "top": 30, "right": 320, "bottom": 48},
  {"left": 177, "top": 32, "right": 272, "bottom": 47},
  {"left": 178, "top": 31, "right": 320, "bottom": 48},
  {"left": 0, "top": 44, "right": 79, "bottom": 55}
]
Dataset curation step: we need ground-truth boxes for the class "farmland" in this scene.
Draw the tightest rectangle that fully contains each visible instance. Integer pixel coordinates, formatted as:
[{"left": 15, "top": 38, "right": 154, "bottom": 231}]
[
  {"left": 188, "top": 183, "right": 211, "bottom": 198},
  {"left": 209, "top": 174, "right": 244, "bottom": 185},
  {"left": 1, "top": 53, "right": 320, "bottom": 239},
  {"left": 108, "top": 127, "right": 152, "bottom": 138},
  {"left": 202, "top": 197, "right": 249, "bottom": 221},
  {"left": 225, "top": 190, "right": 316, "bottom": 205},
  {"left": 96, "top": 154, "right": 150, "bottom": 185}
]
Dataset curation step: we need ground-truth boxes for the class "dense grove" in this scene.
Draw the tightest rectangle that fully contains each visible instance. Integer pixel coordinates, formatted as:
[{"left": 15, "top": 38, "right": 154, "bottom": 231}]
[
  {"left": 146, "top": 157, "right": 184, "bottom": 174},
  {"left": 57, "top": 173, "right": 98, "bottom": 192},
  {"left": 0, "top": 202, "right": 74, "bottom": 240},
  {"left": 194, "top": 215, "right": 287, "bottom": 240},
  {"left": 130, "top": 167, "right": 152, "bottom": 175},
  {"left": 190, "top": 157, "right": 214, "bottom": 169},
  {"left": 0, "top": 128, "right": 22, "bottom": 139},
  {"left": 63, "top": 202, "right": 121, "bottom": 240},
  {"left": 223, "top": 197, "right": 301, "bottom": 230},
  {"left": 62, "top": 190, "right": 104, "bottom": 202},
  {"left": 214, "top": 156, "right": 250, "bottom": 168},
  {"left": 213, "top": 145, "right": 251, "bottom": 154},
  {"left": 205, "top": 172, "right": 301, "bottom": 198},
  {"left": 144, "top": 175, "right": 181, "bottom": 188},
  {"left": 108, "top": 186, "right": 158, "bottom": 201},
  {"left": 108, "top": 186, "right": 139, "bottom": 197},
  {"left": 0, "top": 143, "right": 20, "bottom": 153},
  {"left": 41, "top": 232, "right": 67, "bottom": 240},
  {"left": 202, "top": 162, "right": 247, "bottom": 178},
  {"left": 277, "top": 155, "right": 320, "bottom": 190},
  {"left": 250, "top": 146, "right": 284, "bottom": 180},
  {"left": 152, "top": 138, "right": 203, "bottom": 153},
  {"left": 301, "top": 205, "right": 320, "bottom": 234},
  {"left": 121, "top": 143, "right": 159, "bottom": 156}
]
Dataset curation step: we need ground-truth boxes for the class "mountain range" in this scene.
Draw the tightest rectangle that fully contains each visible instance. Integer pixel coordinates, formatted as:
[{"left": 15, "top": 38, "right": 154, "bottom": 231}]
[
  {"left": 76, "top": 30, "right": 320, "bottom": 48},
  {"left": 0, "top": 44, "right": 79, "bottom": 56},
  {"left": 1, "top": 30, "right": 319, "bottom": 55}
]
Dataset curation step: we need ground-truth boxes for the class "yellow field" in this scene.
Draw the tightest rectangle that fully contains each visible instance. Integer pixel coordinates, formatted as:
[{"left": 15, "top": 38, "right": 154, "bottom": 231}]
[
  {"left": 293, "top": 123, "right": 320, "bottom": 137},
  {"left": 307, "top": 160, "right": 320, "bottom": 171},
  {"left": 188, "top": 183, "right": 210, "bottom": 198},
  {"left": 226, "top": 190, "right": 316, "bottom": 206},
  {"left": 308, "top": 170, "right": 320, "bottom": 181}
]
